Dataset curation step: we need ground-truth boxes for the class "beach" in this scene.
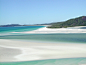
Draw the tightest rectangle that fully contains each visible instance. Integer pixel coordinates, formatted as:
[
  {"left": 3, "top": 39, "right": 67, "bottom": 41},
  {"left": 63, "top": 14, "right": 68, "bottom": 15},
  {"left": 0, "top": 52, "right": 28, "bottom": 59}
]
[
  {"left": 0, "top": 39, "right": 86, "bottom": 62},
  {"left": 0, "top": 26, "right": 86, "bottom": 63},
  {"left": 12, "top": 26, "right": 86, "bottom": 34}
]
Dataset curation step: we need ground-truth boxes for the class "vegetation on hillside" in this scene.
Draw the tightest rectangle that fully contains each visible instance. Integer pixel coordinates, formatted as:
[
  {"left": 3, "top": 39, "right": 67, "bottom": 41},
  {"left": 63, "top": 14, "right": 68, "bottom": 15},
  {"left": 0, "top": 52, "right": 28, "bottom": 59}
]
[{"left": 47, "top": 16, "right": 86, "bottom": 28}]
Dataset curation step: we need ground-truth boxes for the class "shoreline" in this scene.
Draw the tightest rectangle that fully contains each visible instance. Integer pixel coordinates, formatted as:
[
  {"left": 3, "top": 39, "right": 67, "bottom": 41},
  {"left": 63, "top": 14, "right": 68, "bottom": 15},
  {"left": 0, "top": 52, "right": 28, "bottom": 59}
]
[
  {"left": 11, "top": 26, "right": 86, "bottom": 34},
  {"left": 0, "top": 39, "right": 86, "bottom": 62}
]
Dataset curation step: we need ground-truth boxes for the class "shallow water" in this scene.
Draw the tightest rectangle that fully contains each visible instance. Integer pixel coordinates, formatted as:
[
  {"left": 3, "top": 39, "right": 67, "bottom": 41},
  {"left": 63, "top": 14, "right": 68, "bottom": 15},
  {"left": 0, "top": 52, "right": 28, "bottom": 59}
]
[
  {"left": 0, "top": 26, "right": 86, "bottom": 65},
  {"left": 0, "top": 26, "right": 45, "bottom": 33},
  {"left": 0, "top": 58, "right": 86, "bottom": 65},
  {"left": 0, "top": 33, "right": 86, "bottom": 44}
]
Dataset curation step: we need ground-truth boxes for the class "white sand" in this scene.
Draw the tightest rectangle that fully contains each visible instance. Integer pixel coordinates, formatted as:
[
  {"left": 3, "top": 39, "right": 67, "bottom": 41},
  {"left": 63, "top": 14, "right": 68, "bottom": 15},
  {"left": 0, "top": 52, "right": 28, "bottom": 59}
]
[
  {"left": 0, "top": 39, "right": 86, "bottom": 62},
  {"left": 0, "top": 26, "right": 86, "bottom": 62},
  {"left": 11, "top": 26, "right": 86, "bottom": 34}
]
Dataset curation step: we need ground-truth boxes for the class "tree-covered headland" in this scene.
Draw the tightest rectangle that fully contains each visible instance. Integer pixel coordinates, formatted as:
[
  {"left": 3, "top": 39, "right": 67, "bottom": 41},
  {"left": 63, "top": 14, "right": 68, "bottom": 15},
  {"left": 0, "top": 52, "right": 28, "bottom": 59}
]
[{"left": 47, "top": 16, "right": 86, "bottom": 28}]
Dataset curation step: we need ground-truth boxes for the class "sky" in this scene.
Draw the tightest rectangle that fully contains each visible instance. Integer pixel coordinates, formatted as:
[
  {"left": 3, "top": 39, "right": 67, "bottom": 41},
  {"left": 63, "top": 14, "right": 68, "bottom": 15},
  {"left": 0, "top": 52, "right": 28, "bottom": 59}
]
[{"left": 0, "top": 0, "right": 86, "bottom": 25}]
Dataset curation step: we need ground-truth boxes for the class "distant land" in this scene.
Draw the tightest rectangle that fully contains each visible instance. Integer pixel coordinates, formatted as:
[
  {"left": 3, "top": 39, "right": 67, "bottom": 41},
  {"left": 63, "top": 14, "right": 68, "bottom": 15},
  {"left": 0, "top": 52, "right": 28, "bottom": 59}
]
[
  {"left": 0, "top": 16, "right": 86, "bottom": 27},
  {"left": 0, "top": 23, "right": 51, "bottom": 27},
  {"left": 0, "top": 24, "right": 49, "bottom": 27},
  {"left": 48, "top": 16, "right": 86, "bottom": 28},
  {"left": 0, "top": 24, "right": 22, "bottom": 27}
]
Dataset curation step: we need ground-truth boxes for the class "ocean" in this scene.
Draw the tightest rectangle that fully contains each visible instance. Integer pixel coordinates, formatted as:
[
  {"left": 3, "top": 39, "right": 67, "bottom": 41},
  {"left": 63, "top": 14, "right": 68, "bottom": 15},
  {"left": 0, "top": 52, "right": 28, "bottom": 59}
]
[
  {"left": 0, "top": 26, "right": 86, "bottom": 65},
  {"left": 0, "top": 26, "right": 45, "bottom": 35}
]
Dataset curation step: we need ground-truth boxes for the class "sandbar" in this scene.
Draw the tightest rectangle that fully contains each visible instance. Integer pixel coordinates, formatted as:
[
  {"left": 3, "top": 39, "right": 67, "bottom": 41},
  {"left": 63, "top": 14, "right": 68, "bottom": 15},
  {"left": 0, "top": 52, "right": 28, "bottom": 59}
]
[{"left": 0, "top": 39, "right": 86, "bottom": 62}]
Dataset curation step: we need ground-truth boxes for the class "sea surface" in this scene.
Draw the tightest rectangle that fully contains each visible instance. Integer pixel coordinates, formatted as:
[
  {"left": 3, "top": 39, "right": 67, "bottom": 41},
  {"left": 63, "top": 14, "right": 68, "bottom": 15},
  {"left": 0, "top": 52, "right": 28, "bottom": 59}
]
[
  {"left": 0, "top": 26, "right": 86, "bottom": 65},
  {"left": 0, "top": 58, "right": 86, "bottom": 65}
]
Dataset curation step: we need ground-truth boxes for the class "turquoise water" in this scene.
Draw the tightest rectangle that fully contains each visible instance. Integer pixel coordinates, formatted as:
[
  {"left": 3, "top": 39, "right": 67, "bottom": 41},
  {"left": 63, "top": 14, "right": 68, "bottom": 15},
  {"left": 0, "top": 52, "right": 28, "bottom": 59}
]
[
  {"left": 0, "top": 58, "right": 86, "bottom": 65},
  {"left": 0, "top": 26, "right": 44, "bottom": 33},
  {"left": 0, "top": 33, "right": 86, "bottom": 44},
  {"left": 0, "top": 26, "right": 45, "bottom": 36},
  {"left": 0, "top": 26, "right": 86, "bottom": 65}
]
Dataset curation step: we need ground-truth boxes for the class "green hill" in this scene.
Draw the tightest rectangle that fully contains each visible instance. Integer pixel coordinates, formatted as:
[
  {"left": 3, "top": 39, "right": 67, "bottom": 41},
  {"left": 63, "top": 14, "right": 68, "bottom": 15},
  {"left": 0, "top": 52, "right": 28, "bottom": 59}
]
[{"left": 48, "top": 16, "right": 86, "bottom": 28}]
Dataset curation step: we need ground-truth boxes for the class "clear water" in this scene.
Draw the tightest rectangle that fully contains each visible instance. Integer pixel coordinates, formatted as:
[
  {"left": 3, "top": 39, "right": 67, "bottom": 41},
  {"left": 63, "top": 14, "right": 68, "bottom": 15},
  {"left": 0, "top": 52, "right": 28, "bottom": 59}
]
[
  {"left": 0, "top": 26, "right": 86, "bottom": 65},
  {"left": 0, "top": 33, "right": 86, "bottom": 44},
  {"left": 0, "top": 58, "right": 86, "bottom": 65},
  {"left": 0, "top": 26, "right": 45, "bottom": 33}
]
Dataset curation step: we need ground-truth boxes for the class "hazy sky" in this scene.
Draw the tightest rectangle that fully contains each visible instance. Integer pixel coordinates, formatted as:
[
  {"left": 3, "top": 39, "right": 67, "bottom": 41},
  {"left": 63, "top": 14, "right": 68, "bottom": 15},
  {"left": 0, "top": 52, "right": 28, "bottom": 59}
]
[{"left": 0, "top": 0, "right": 86, "bottom": 25}]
